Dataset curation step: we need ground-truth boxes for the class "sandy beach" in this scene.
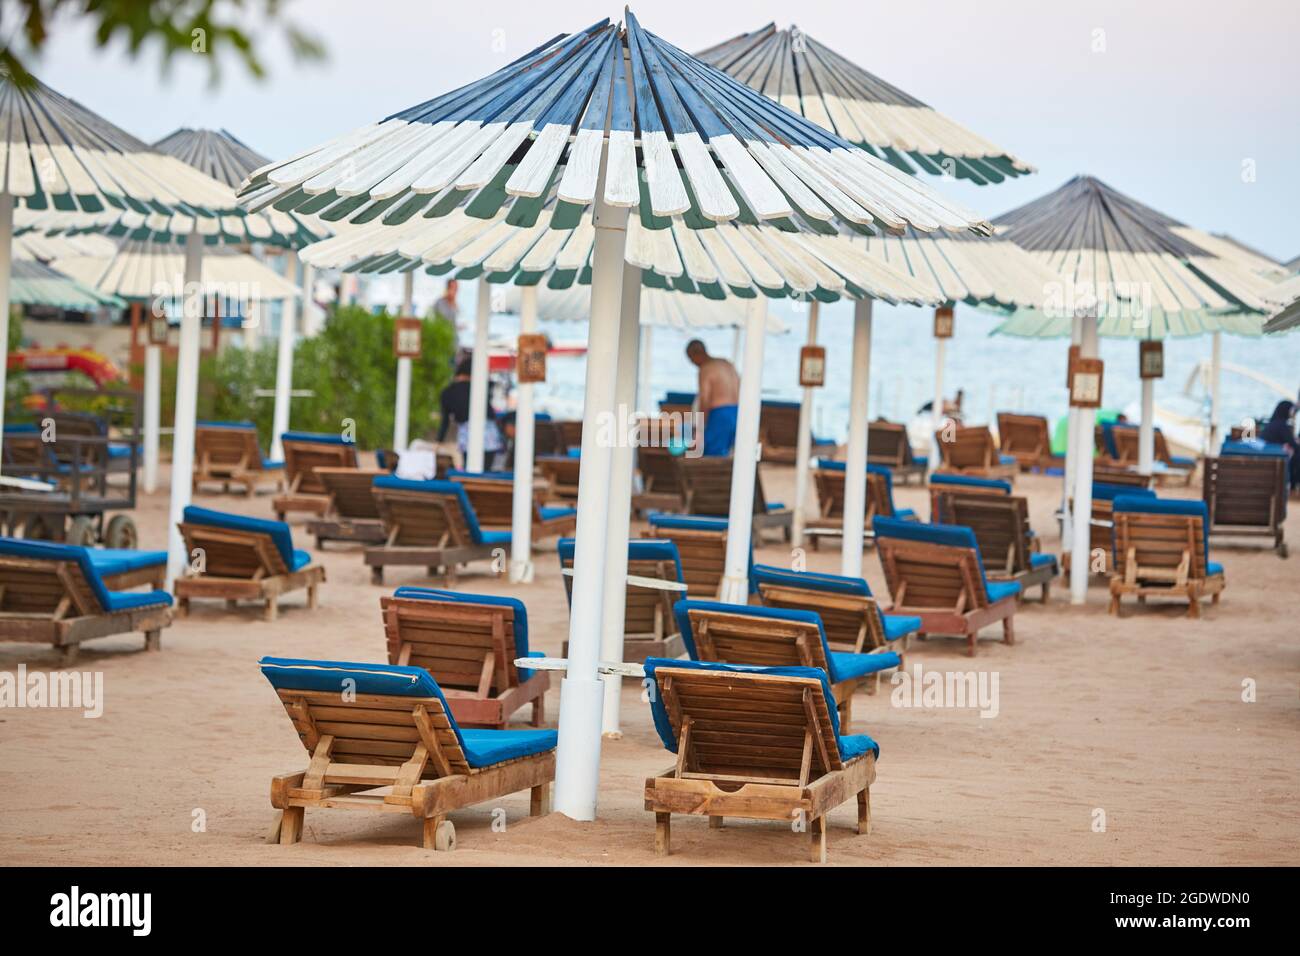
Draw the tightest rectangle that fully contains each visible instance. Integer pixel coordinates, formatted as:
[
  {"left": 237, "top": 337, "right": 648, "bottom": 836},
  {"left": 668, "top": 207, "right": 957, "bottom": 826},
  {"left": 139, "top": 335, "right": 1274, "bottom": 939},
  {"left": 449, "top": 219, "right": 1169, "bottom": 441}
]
[{"left": 2, "top": 460, "right": 1297, "bottom": 867}]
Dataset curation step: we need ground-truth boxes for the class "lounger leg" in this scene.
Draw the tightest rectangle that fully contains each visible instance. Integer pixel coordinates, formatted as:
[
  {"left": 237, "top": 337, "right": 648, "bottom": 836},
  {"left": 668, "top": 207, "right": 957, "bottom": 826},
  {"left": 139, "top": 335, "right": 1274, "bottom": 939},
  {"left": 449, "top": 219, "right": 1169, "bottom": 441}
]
[
  {"left": 226, "top": 599, "right": 239, "bottom": 610},
  {"left": 532, "top": 695, "right": 544, "bottom": 727},
  {"left": 655, "top": 812, "right": 671, "bottom": 856},
  {"left": 144, "top": 629, "right": 161, "bottom": 652},
  {"left": 423, "top": 815, "right": 455, "bottom": 851},
  {"left": 809, "top": 815, "right": 827, "bottom": 863},
  {"left": 1187, "top": 589, "right": 1201, "bottom": 619},
  {"left": 838, "top": 694, "right": 852, "bottom": 733},
  {"left": 177, "top": 596, "right": 190, "bottom": 618},
  {"left": 278, "top": 806, "right": 304, "bottom": 845},
  {"left": 57, "top": 644, "right": 79, "bottom": 666},
  {"left": 1002, "top": 614, "right": 1015, "bottom": 646},
  {"left": 530, "top": 783, "right": 550, "bottom": 816},
  {"left": 709, "top": 815, "right": 724, "bottom": 829},
  {"left": 371, "top": 567, "right": 383, "bottom": 585},
  {"left": 857, "top": 788, "right": 871, "bottom": 836},
  {"left": 265, "top": 598, "right": 279, "bottom": 622},
  {"left": 967, "top": 632, "right": 978, "bottom": 657},
  {"left": 1041, "top": 581, "right": 1050, "bottom": 603},
  {"left": 307, "top": 582, "right": 319, "bottom": 610}
]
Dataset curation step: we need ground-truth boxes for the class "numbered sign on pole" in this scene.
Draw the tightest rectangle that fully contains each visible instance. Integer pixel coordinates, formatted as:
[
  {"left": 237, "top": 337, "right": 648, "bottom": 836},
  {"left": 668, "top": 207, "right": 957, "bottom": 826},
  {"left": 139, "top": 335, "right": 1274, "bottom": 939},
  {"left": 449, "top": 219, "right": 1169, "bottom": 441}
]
[
  {"left": 798, "top": 345, "right": 826, "bottom": 387},
  {"left": 393, "top": 317, "right": 422, "bottom": 358},
  {"left": 1139, "top": 340, "right": 1164, "bottom": 379},
  {"left": 933, "top": 306, "right": 955, "bottom": 339},
  {"left": 148, "top": 315, "right": 170, "bottom": 346},
  {"left": 1069, "top": 357, "right": 1104, "bottom": 408},
  {"left": 517, "top": 333, "right": 548, "bottom": 383}
]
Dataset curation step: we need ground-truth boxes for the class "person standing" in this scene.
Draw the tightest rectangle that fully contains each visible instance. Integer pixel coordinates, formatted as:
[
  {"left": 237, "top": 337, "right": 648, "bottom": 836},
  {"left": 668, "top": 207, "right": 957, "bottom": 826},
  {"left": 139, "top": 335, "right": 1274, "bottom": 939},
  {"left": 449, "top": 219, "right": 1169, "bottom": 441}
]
[
  {"left": 437, "top": 355, "right": 503, "bottom": 469},
  {"left": 686, "top": 339, "right": 741, "bottom": 457},
  {"left": 1259, "top": 399, "right": 1300, "bottom": 490}
]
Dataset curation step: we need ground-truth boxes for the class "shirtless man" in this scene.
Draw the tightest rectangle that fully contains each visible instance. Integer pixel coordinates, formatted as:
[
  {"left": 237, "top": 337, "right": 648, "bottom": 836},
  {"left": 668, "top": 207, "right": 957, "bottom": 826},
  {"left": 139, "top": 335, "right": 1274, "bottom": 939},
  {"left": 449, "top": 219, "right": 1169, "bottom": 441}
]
[{"left": 686, "top": 339, "right": 741, "bottom": 456}]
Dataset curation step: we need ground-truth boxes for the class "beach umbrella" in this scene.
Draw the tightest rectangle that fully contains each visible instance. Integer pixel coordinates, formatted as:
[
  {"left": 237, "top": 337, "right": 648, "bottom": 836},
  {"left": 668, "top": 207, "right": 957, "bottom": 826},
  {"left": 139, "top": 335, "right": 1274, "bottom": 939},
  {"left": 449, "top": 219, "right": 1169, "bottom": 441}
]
[
  {"left": 990, "top": 175, "right": 1276, "bottom": 604},
  {"left": 252, "top": 10, "right": 988, "bottom": 820},
  {"left": 696, "top": 23, "right": 1032, "bottom": 186},
  {"left": 4, "top": 257, "right": 123, "bottom": 310},
  {"left": 1264, "top": 295, "right": 1300, "bottom": 334}
]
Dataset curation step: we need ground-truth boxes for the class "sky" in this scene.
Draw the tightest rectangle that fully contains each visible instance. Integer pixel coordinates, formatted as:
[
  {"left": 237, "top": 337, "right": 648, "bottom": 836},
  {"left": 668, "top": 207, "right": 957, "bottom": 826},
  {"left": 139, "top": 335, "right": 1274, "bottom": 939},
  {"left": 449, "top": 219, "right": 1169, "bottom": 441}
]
[{"left": 19, "top": 0, "right": 1300, "bottom": 260}]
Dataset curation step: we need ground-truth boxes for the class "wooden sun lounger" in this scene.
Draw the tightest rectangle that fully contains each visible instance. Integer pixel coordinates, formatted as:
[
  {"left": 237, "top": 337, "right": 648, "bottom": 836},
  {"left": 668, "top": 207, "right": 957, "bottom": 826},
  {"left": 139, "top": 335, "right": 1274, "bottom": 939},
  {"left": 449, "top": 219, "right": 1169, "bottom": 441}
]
[
  {"left": 1203, "top": 453, "right": 1287, "bottom": 557},
  {"left": 1060, "top": 484, "right": 1157, "bottom": 577},
  {"left": 175, "top": 508, "right": 325, "bottom": 621},
  {"left": 380, "top": 589, "right": 547, "bottom": 730},
  {"left": 632, "top": 445, "right": 687, "bottom": 516},
  {"left": 928, "top": 474, "right": 1011, "bottom": 524},
  {"left": 757, "top": 400, "right": 836, "bottom": 464},
  {"left": 677, "top": 455, "right": 793, "bottom": 542},
  {"left": 806, "top": 464, "right": 918, "bottom": 548},
  {"left": 559, "top": 538, "right": 688, "bottom": 662},
  {"left": 536, "top": 456, "right": 581, "bottom": 502},
  {"left": 194, "top": 423, "right": 283, "bottom": 496},
  {"left": 934, "top": 425, "right": 1018, "bottom": 481},
  {"left": 262, "top": 657, "right": 554, "bottom": 850},
  {"left": 447, "top": 472, "right": 577, "bottom": 541},
  {"left": 0, "top": 539, "right": 172, "bottom": 664},
  {"left": 874, "top": 517, "right": 1019, "bottom": 656},
  {"left": 272, "top": 434, "right": 359, "bottom": 521},
  {"left": 642, "top": 660, "right": 877, "bottom": 862},
  {"left": 644, "top": 516, "right": 734, "bottom": 601},
  {"left": 1092, "top": 463, "right": 1154, "bottom": 489},
  {"left": 868, "top": 419, "right": 926, "bottom": 484},
  {"left": 366, "top": 478, "right": 506, "bottom": 586},
  {"left": 307, "top": 467, "right": 389, "bottom": 547},
  {"left": 996, "top": 412, "right": 1063, "bottom": 472},
  {"left": 1108, "top": 499, "right": 1225, "bottom": 618},
  {"left": 948, "top": 495, "right": 1056, "bottom": 602},
  {"left": 1101, "top": 424, "right": 1196, "bottom": 485}
]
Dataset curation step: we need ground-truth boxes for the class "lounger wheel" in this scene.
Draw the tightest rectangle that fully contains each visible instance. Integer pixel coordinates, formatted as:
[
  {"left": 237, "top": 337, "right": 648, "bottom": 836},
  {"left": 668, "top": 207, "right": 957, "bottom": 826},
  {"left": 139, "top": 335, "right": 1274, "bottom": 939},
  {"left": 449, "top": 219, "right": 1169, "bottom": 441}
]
[
  {"left": 425, "top": 818, "right": 456, "bottom": 851},
  {"left": 21, "top": 513, "right": 56, "bottom": 541},
  {"left": 66, "top": 516, "right": 96, "bottom": 547},
  {"left": 104, "top": 515, "right": 138, "bottom": 549}
]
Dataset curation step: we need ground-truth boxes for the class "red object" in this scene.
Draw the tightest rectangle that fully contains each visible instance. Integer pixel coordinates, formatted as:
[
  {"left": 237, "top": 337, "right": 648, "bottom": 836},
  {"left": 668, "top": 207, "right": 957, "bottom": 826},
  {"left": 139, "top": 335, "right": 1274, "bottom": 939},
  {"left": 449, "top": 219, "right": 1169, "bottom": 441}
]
[
  {"left": 487, "top": 343, "right": 586, "bottom": 374},
  {"left": 7, "top": 347, "right": 123, "bottom": 387}
]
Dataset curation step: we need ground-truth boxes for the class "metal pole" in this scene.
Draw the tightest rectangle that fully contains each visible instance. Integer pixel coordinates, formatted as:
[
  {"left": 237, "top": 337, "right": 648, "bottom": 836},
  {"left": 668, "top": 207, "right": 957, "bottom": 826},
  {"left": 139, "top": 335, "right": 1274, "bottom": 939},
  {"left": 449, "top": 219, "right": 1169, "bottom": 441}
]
[
  {"left": 165, "top": 232, "right": 205, "bottom": 587},
  {"left": 791, "top": 300, "right": 820, "bottom": 548},
  {"left": 718, "top": 296, "right": 768, "bottom": 604},
  {"left": 270, "top": 249, "right": 300, "bottom": 461},
  {"left": 840, "top": 299, "right": 872, "bottom": 575},
  {"left": 1069, "top": 315, "right": 1100, "bottom": 604},
  {"left": 508, "top": 285, "right": 538, "bottom": 583},
  {"left": 392, "top": 270, "right": 415, "bottom": 453},
  {"left": 466, "top": 276, "right": 491, "bottom": 471}
]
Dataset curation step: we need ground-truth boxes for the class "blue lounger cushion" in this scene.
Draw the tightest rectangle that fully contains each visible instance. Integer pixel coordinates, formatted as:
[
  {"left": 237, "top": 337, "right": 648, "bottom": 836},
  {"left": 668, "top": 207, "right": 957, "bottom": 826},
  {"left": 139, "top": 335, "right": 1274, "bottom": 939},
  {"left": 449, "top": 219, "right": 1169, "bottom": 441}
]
[
  {"left": 259, "top": 657, "right": 556, "bottom": 767},
  {"left": 198, "top": 420, "right": 256, "bottom": 429},
  {"left": 752, "top": 564, "right": 870, "bottom": 597},
  {"left": 672, "top": 599, "right": 900, "bottom": 684},
  {"left": 1029, "top": 552, "right": 1058, "bottom": 571},
  {"left": 874, "top": 515, "right": 1022, "bottom": 603},
  {"left": 1092, "top": 482, "right": 1156, "bottom": 502},
  {"left": 1112, "top": 495, "right": 1218, "bottom": 569},
  {"left": 642, "top": 657, "right": 879, "bottom": 761},
  {"left": 816, "top": 459, "right": 913, "bottom": 516},
  {"left": 390, "top": 586, "right": 541, "bottom": 680},
  {"left": 0, "top": 537, "right": 172, "bottom": 612},
  {"left": 998, "top": 454, "right": 1016, "bottom": 466},
  {"left": 557, "top": 538, "right": 684, "bottom": 584},
  {"left": 182, "top": 506, "right": 311, "bottom": 571},
  {"left": 447, "top": 469, "right": 512, "bottom": 481},
  {"left": 85, "top": 548, "right": 166, "bottom": 577},
  {"left": 280, "top": 431, "right": 356, "bottom": 446},
  {"left": 648, "top": 513, "right": 756, "bottom": 593},
  {"left": 1221, "top": 439, "right": 1288, "bottom": 458},
  {"left": 372, "top": 475, "right": 507, "bottom": 547},
  {"left": 930, "top": 472, "right": 1012, "bottom": 493},
  {"left": 882, "top": 614, "right": 922, "bottom": 640},
  {"left": 539, "top": 506, "right": 576, "bottom": 521},
  {"left": 661, "top": 391, "right": 696, "bottom": 407}
]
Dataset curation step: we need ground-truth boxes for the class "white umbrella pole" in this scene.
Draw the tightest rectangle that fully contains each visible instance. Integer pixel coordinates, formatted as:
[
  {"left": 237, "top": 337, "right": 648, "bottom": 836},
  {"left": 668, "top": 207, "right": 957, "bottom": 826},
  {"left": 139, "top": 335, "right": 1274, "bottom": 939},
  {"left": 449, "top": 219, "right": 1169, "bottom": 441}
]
[
  {"left": 466, "top": 276, "right": 491, "bottom": 471},
  {"left": 1061, "top": 314, "right": 1083, "bottom": 548},
  {"left": 1137, "top": 346, "right": 1155, "bottom": 475},
  {"left": 1209, "top": 332, "right": 1222, "bottom": 450},
  {"left": 929, "top": 332, "right": 946, "bottom": 476},
  {"left": 270, "top": 250, "right": 300, "bottom": 461},
  {"left": 553, "top": 146, "right": 629, "bottom": 821},
  {"left": 301, "top": 264, "right": 320, "bottom": 337},
  {"left": 165, "top": 232, "right": 205, "bottom": 588},
  {"left": 508, "top": 285, "right": 538, "bottom": 584},
  {"left": 1069, "top": 315, "right": 1100, "bottom": 604},
  {"left": 636, "top": 323, "right": 654, "bottom": 415},
  {"left": 599, "top": 263, "right": 642, "bottom": 737},
  {"left": 0, "top": 192, "right": 12, "bottom": 471},
  {"left": 143, "top": 342, "right": 161, "bottom": 493},
  {"left": 840, "top": 299, "right": 872, "bottom": 576},
  {"left": 392, "top": 270, "right": 415, "bottom": 453},
  {"left": 718, "top": 296, "right": 768, "bottom": 604},
  {"left": 791, "top": 300, "right": 820, "bottom": 548}
]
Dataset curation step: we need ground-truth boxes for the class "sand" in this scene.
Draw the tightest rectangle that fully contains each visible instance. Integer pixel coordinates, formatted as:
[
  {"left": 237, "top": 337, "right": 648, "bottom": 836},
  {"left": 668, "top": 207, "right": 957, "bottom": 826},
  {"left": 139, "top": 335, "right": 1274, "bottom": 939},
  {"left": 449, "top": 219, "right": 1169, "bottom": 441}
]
[{"left": 1, "top": 462, "right": 1297, "bottom": 867}]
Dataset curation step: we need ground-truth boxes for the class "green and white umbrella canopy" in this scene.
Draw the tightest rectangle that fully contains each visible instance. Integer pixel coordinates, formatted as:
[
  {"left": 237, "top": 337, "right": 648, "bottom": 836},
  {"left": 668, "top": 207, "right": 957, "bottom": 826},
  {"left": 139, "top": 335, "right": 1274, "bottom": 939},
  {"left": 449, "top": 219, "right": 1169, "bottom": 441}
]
[
  {"left": 152, "top": 128, "right": 272, "bottom": 190},
  {"left": 1264, "top": 296, "right": 1300, "bottom": 333},
  {"left": 301, "top": 209, "right": 940, "bottom": 305},
  {"left": 990, "top": 175, "right": 1275, "bottom": 338},
  {"left": 495, "top": 282, "right": 790, "bottom": 333},
  {"left": 695, "top": 23, "right": 1032, "bottom": 185},
  {"left": 14, "top": 202, "right": 327, "bottom": 249},
  {"left": 13, "top": 230, "right": 117, "bottom": 261},
  {"left": 7, "top": 257, "right": 123, "bottom": 309},
  {"left": 239, "top": 12, "right": 991, "bottom": 239}
]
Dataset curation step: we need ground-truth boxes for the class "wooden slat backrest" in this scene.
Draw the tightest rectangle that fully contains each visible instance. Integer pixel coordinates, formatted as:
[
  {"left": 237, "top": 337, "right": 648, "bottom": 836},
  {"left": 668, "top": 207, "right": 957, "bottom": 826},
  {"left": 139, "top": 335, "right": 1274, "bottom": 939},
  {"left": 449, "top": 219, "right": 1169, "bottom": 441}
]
[
  {"left": 877, "top": 538, "right": 987, "bottom": 610},
  {"left": 643, "top": 527, "right": 727, "bottom": 599},
  {"left": 275, "top": 687, "right": 472, "bottom": 776},
  {"left": 759, "top": 404, "right": 801, "bottom": 449},
  {"left": 684, "top": 606, "right": 829, "bottom": 672},
  {"left": 560, "top": 552, "right": 678, "bottom": 638},
  {"left": 316, "top": 467, "right": 386, "bottom": 519},
  {"left": 813, "top": 469, "right": 892, "bottom": 522},
  {"left": 655, "top": 667, "right": 842, "bottom": 781},
  {"left": 1204, "top": 455, "right": 1285, "bottom": 529},
  {"left": 533, "top": 421, "right": 566, "bottom": 457},
  {"left": 868, "top": 420, "right": 909, "bottom": 467},
  {"left": 929, "top": 482, "right": 1007, "bottom": 524},
  {"left": 557, "top": 420, "right": 583, "bottom": 451},
  {"left": 948, "top": 495, "right": 1031, "bottom": 575},
  {"left": 678, "top": 456, "right": 735, "bottom": 516},
  {"left": 1110, "top": 427, "right": 1140, "bottom": 464},
  {"left": 1092, "top": 465, "right": 1152, "bottom": 489},
  {"left": 380, "top": 596, "right": 518, "bottom": 694},
  {"left": 758, "top": 582, "right": 886, "bottom": 652},
  {"left": 937, "top": 426, "right": 997, "bottom": 470},
  {"left": 452, "top": 478, "right": 515, "bottom": 528},
  {"left": 373, "top": 489, "right": 477, "bottom": 548},
  {"left": 1153, "top": 431, "right": 1182, "bottom": 468},
  {"left": 996, "top": 413, "right": 1049, "bottom": 458},
  {"left": 282, "top": 441, "right": 357, "bottom": 494},
  {"left": 0, "top": 555, "right": 103, "bottom": 616},
  {"left": 537, "top": 456, "right": 581, "bottom": 491},
  {"left": 1113, "top": 512, "right": 1209, "bottom": 581},
  {"left": 196, "top": 427, "right": 263, "bottom": 470},
  {"left": 638, "top": 445, "right": 685, "bottom": 496},
  {"left": 178, "top": 523, "right": 288, "bottom": 578}
]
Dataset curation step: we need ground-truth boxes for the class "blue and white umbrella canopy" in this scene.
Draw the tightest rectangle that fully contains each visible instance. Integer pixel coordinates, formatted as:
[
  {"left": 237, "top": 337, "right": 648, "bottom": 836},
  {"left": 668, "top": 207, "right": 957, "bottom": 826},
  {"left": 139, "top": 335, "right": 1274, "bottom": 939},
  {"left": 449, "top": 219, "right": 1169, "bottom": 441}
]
[
  {"left": 301, "top": 209, "right": 940, "bottom": 305},
  {"left": 990, "top": 175, "right": 1279, "bottom": 338},
  {"left": 695, "top": 23, "right": 1033, "bottom": 186},
  {"left": 240, "top": 12, "right": 990, "bottom": 239},
  {"left": 152, "top": 128, "right": 272, "bottom": 190}
]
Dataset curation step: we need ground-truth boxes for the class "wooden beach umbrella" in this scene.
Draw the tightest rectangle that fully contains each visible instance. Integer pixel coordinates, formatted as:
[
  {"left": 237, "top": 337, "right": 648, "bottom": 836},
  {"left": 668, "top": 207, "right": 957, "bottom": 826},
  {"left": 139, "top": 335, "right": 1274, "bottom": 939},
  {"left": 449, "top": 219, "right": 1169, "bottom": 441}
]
[
  {"left": 253, "top": 10, "right": 988, "bottom": 820},
  {"left": 990, "top": 175, "right": 1276, "bottom": 604},
  {"left": 696, "top": 23, "right": 1033, "bottom": 186}
]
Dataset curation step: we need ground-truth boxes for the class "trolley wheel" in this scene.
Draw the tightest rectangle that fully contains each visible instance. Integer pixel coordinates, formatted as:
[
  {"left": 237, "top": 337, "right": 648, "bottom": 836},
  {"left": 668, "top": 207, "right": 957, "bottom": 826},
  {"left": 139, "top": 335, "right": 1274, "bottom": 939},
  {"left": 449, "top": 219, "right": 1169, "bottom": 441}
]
[
  {"left": 433, "top": 820, "right": 456, "bottom": 852},
  {"left": 21, "top": 514, "right": 55, "bottom": 540},
  {"left": 66, "top": 516, "right": 97, "bottom": 547},
  {"left": 105, "top": 515, "right": 139, "bottom": 549}
]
